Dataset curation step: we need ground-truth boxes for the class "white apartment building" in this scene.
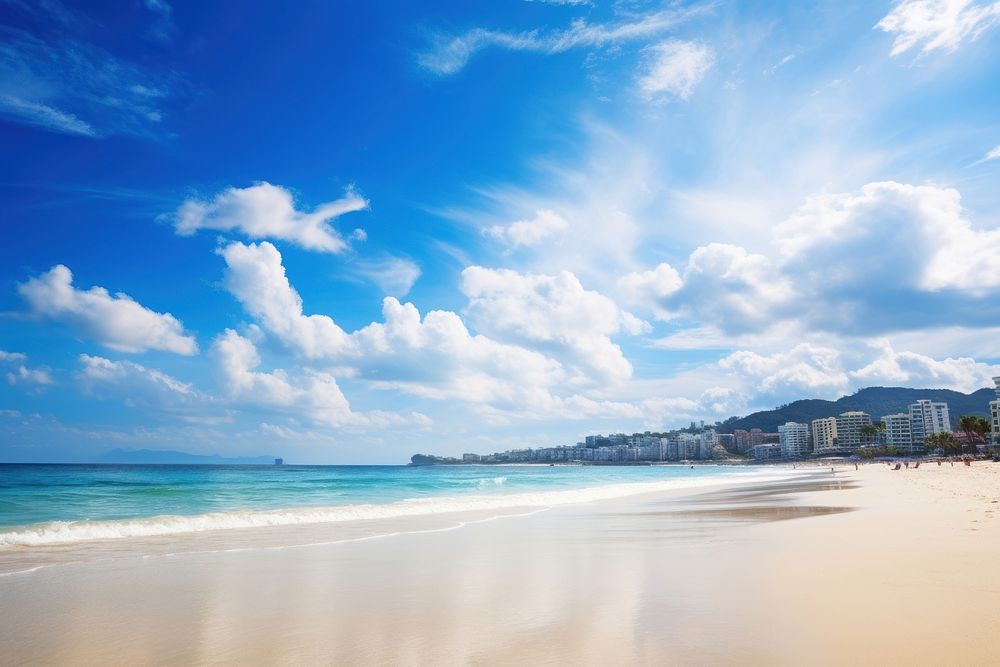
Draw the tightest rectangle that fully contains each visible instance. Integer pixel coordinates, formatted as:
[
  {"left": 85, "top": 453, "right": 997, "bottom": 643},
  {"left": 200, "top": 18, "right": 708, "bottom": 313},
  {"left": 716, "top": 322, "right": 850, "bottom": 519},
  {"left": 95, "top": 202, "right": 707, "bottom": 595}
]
[
  {"left": 883, "top": 413, "right": 913, "bottom": 453},
  {"left": 811, "top": 417, "right": 838, "bottom": 454},
  {"left": 909, "top": 400, "right": 950, "bottom": 450},
  {"left": 991, "top": 377, "right": 1000, "bottom": 444},
  {"left": 778, "top": 422, "right": 809, "bottom": 457},
  {"left": 835, "top": 411, "right": 872, "bottom": 451}
]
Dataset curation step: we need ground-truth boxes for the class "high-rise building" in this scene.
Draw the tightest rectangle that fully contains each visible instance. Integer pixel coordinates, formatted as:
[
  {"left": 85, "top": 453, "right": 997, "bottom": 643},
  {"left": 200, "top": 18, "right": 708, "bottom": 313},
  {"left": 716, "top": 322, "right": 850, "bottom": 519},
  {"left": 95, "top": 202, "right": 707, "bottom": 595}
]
[
  {"left": 811, "top": 417, "right": 838, "bottom": 454},
  {"left": 749, "top": 428, "right": 765, "bottom": 447},
  {"left": 835, "top": 411, "right": 872, "bottom": 451},
  {"left": 778, "top": 422, "right": 809, "bottom": 457},
  {"left": 909, "top": 400, "right": 950, "bottom": 450},
  {"left": 883, "top": 413, "right": 913, "bottom": 452},
  {"left": 990, "top": 377, "right": 1000, "bottom": 445},
  {"left": 734, "top": 429, "right": 750, "bottom": 453}
]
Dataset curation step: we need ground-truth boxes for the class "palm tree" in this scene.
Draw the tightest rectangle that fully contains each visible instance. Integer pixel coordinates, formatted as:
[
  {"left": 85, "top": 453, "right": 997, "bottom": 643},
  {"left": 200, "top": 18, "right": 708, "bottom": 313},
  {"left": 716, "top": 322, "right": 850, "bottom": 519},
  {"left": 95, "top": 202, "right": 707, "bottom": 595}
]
[{"left": 958, "top": 415, "right": 991, "bottom": 454}]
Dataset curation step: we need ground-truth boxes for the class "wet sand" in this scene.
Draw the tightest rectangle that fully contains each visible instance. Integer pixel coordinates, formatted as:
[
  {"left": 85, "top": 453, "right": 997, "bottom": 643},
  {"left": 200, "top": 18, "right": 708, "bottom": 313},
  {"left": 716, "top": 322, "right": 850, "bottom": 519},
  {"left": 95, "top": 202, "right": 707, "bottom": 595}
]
[{"left": 1, "top": 464, "right": 999, "bottom": 665}]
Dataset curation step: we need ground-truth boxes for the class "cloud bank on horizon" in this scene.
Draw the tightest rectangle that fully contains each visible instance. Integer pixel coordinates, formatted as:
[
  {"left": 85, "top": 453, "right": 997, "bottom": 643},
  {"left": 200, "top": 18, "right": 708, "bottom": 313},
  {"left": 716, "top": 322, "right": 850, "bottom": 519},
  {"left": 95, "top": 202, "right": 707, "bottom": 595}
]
[{"left": 1, "top": 0, "right": 999, "bottom": 463}]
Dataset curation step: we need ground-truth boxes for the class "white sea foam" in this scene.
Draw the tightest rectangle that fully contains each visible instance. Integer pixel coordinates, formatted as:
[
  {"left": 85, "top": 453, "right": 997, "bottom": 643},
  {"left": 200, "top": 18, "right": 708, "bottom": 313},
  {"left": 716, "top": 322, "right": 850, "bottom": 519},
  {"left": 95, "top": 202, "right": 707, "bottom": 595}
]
[
  {"left": 0, "top": 469, "right": 797, "bottom": 548},
  {"left": 477, "top": 476, "right": 507, "bottom": 488}
]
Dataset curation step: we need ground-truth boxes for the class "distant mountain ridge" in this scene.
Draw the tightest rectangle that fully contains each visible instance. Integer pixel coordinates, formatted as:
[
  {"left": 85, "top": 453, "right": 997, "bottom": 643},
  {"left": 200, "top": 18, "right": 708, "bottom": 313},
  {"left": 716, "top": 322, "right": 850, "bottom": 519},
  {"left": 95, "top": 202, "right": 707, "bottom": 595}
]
[
  {"left": 721, "top": 386, "right": 995, "bottom": 433},
  {"left": 97, "top": 449, "right": 278, "bottom": 465}
]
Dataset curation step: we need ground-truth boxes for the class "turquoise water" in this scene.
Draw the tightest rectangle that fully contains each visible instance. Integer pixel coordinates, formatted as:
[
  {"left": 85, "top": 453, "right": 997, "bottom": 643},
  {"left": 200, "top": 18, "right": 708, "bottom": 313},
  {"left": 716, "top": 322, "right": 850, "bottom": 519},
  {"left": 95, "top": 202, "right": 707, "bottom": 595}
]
[{"left": 0, "top": 463, "right": 778, "bottom": 547}]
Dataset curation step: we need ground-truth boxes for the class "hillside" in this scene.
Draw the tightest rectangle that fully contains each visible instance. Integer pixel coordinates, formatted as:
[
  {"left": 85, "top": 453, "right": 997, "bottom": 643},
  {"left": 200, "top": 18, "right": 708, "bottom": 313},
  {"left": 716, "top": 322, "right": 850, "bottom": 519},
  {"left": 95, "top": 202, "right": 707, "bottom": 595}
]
[{"left": 721, "top": 387, "right": 995, "bottom": 433}]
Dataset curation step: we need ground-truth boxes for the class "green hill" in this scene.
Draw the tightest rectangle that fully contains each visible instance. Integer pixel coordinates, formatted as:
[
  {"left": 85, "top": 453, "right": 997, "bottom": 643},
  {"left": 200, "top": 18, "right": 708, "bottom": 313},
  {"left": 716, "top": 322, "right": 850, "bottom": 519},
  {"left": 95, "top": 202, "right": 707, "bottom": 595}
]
[{"left": 720, "top": 386, "right": 995, "bottom": 433}]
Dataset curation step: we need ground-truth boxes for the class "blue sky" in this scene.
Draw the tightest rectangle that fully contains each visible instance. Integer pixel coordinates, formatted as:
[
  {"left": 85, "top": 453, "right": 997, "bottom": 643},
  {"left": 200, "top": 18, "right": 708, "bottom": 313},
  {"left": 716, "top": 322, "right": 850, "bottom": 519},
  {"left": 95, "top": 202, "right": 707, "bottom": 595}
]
[{"left": 2, "top": 0, "right": 999, "bottom": 463}]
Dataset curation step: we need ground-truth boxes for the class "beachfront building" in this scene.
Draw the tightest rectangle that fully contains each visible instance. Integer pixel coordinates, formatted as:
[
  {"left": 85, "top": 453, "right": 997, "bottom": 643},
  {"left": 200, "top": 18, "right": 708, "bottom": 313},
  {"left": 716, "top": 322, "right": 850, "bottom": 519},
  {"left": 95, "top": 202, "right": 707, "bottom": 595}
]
[
  {"left": 778, "top": 422, "right": 809, "bottom": 457},
  {"left": 835, "top": 411, "right": 872, "bottom": 452},
  {"left": 811, "top": 417, "right": 838, "bottom": 454},
  {"left": 990, "top": 377, "right": 1000, "bottom": 445},
  {"left": 883, "top": 413, "right": 913, "bottom": 453},
  {"left": 750, "top": 428, "right": 765, "bottom": 447},
  {"left": 909, "top": 400, "right": 950, "bottom": 451},
  {"left": 462, "top": 453, "right": 482, "bottom": 463},
  {"left": 750, "top": 443, "right": 782, "bottom": 460},
  {"left": 733, "top": 429, "right": 750, "bottom": 453}
]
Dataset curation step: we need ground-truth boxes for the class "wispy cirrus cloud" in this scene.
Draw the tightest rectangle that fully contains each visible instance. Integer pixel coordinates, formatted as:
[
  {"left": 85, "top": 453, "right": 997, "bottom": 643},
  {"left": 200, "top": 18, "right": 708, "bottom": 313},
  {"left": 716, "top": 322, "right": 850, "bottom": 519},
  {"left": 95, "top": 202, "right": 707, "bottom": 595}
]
[
  {"left": 418, "top": 4, "right": 713, "bottom": 75},
  {"left": 637, "top": 39, "right": 714, "bottom": 101},
  {"left": 876, "top": 0, "right": 1000, "bottom": 56},
  {"left": 0, "top": 24, "right": 178, "bottom": 138}
]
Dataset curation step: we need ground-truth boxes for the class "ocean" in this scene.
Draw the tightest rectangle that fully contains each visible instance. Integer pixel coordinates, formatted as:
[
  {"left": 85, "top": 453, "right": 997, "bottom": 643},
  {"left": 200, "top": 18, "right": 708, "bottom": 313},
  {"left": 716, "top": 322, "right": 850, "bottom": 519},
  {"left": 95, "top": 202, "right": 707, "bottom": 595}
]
[{"left": 0, "top": 463, "right": 784, "bottom": 548}]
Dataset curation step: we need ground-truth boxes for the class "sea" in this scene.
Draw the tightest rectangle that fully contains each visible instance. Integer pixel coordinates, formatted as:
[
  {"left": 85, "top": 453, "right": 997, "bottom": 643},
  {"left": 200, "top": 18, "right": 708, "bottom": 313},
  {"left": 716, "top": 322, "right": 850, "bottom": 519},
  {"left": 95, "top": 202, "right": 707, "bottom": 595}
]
[{"left": 0, "top": 463, "right": 788, "bottom": 549}]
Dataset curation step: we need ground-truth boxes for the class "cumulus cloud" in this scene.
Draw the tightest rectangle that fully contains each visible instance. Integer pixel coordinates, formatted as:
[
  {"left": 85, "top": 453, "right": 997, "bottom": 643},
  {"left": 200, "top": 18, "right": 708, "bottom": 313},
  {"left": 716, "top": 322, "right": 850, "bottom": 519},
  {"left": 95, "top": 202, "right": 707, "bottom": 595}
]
[
  {"left": 617, "top": 262, "right": 683, "bottom": 320},
  {"left": 624, "top": 181, "right": 1000, "bottom": 337},
  {"left": 175, "top": 183, "right": 368, "bottom": 253},
  {"left": 485, "top": 209, "right": 569, "bottom": 248},
  {"left": 419, "top": 5, "right": 710, "bottom": 75},
  {"left": 706, "top": 339, "right": 998, "bottom": 412},
  {"left": 218, "top": 241, "right": 644, "bottom": 418},
  {"left": 219, "top": 242, "right": 352, "bottom": 358},
  {"left": 850, "top": 339, "right": 999, "bottom": 393},
  {"left": 775, "top": 181, "right": 1000, "bottom": 296},
  {"left": 719, "top": 344, "right": 852, "bottom": 398},
  {"left": 211, "top": 329, "right": 428, "bottom": 428},
  {"left": 7, "top": 365, "right": 53, "bottom": 387},
  {"left": 461, "top": 266, "right": 646, "bottom": 385},
  {"left": 877, "top": 0, "right": 1000, "bottom": 56},
  {"left": 0, "top": 351, "right": 53, "bottom": 388},
  {"left": 18, "top": 265, "right": 198, "bottom": 355},
  {"left": 637, "top": 40, "right": 714, "bottom": 101},
  {"left": 76, "top": 354, "right": 198, "bottom": 409}
]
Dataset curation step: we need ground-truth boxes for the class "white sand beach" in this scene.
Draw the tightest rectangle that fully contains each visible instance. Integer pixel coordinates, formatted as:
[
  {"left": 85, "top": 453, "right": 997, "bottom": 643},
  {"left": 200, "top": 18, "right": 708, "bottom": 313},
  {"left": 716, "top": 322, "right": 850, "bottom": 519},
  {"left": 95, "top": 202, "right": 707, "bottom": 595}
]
[{"left": 2, "top": 463, "right": 999, "bottom": 665}]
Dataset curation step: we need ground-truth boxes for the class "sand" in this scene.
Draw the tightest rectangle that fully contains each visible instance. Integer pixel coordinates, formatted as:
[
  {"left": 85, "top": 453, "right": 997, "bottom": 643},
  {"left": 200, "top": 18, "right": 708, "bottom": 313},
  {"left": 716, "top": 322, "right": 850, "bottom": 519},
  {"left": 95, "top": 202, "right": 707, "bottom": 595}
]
[{"left": 1, "top": 462, "right": 998, "bottom": 665}]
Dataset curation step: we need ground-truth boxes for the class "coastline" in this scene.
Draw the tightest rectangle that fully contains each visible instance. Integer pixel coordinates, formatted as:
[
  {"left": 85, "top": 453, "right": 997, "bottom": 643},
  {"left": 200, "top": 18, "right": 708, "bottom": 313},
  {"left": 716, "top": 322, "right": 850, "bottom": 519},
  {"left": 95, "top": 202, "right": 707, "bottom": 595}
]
[{"left": 1, "top": 463, "right": 999, "bottom": 664}]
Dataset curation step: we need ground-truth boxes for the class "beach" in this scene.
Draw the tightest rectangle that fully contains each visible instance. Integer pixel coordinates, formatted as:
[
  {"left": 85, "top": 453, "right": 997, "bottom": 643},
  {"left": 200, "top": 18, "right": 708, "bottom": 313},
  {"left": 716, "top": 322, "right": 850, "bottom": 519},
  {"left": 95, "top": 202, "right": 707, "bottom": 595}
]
[{"left": 1, "top": 463, "right": 999, "bottom": 665}]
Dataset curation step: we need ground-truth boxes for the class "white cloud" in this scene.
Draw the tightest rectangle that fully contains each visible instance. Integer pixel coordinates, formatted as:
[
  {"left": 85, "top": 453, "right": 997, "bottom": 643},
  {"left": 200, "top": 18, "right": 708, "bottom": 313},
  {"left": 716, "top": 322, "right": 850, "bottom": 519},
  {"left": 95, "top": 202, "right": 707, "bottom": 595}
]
[
  {"left": 210, "top": 329, "right": 429, "bottom": 428},
  {"left": 0, "top": 350, "right": 52, "bottom": 388},
  {"left": 219, "top": 241, "right": 352, "bottom": 358},
  {"left": 666, "top": 243, "right": 794, "bottom": 334},
  {"left": 719, "top": 344, "right": 852, "bottom": 398},
  {"left": 350, "top": 256, "right": 422, "bottom": 296},
  {"left": 419, "top": 6, "right": 711, "bottom": 75},
  {"left": 624, "top": 182, "right": 1000, "bottom": 338},
  {"left": 876, "top": 0, "right": 1000, "bottom": 56},
  {"left": 460, "top": 266, "right": 646, "bottom": 385},
  {"left": 219, "top": 241, "right": 643, "bottom": 419},
  {"left": 7, "top": 365, "right": 53, "bottom": 387},
  {"left": 981, "top": 144, "right": 1000, "bottom": 162},
  {"left": 0, "top": 351, "right": 27, "bottom": 363},
  {"left": 0, "top": 94, "right": 95, "bottom": 136},
  {"left": 18, "top": 265, "right": 198, "bottom": 355},
  {"left": 175, "top": 183, "right": 368, "bottom": 253},
  {"left": 617, "top": 263, "right": 682, "bottom": 320},
  {"left": 850, "top": 339, "right": 999, "bottom": 393},
  {"left": 485, "top": 209, "right": 569, "bottom": 248},
  {"left": 0, "top": 26, "right": 176, "bottom": 137},
  {"left": 637, "top": 40, "right": 714, "bottom": 101},
  {"left": 775, "top": 181, "right": 1000, "bottom": 296},
  {"left": 350, "top": 296, "right": 568, "bottom": 407},
  {"left": 77, "top": 354, "right": 198, "bottom": 406}
]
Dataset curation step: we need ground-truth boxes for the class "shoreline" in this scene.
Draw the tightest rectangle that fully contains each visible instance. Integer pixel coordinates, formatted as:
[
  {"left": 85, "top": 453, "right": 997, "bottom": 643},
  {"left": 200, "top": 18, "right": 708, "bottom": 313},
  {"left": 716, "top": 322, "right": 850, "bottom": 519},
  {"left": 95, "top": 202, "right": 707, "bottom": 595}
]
[{"left": 2, "top": 462, "right": 999, "bottom": 664}]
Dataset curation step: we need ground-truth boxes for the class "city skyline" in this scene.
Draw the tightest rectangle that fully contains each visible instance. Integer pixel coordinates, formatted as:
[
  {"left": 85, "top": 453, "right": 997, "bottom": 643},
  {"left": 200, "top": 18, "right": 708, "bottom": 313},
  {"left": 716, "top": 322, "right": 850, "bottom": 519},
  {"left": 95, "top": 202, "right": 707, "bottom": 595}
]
[{"left": 3, "top": 1, "right": 1000, "bottom": 463}]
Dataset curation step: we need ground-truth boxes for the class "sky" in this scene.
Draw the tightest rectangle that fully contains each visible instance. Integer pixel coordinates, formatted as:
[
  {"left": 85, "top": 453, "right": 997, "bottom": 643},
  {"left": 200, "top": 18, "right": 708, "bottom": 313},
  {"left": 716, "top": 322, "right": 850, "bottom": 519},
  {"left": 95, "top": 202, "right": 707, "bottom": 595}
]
[{"left": 1, "top": 0, "right": 1000, "bottom": 463}]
